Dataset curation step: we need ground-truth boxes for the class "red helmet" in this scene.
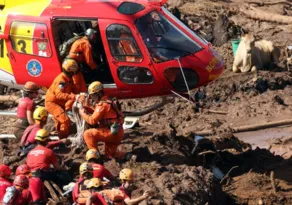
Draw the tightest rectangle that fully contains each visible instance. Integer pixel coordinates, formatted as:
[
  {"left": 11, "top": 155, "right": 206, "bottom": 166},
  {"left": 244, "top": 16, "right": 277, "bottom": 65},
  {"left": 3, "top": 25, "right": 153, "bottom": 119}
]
[
  {"left": 16, "top": 164, "right": 30, "bottom": 176},
  {"left": 13, "top": 175, "right": 29, "bottom": 189},
  {"left": 0, "top": 165, "right": 12, "bottom": 177}
]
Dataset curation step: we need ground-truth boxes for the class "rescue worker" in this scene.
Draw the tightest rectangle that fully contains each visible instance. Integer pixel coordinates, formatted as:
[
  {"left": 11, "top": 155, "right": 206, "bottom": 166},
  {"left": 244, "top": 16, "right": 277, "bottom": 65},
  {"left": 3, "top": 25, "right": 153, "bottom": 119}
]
[
  {"left": 85, "top": 178, "right": 107, "bottom": 205},
  {"left": 45, "top": 58, "right": 81, "bottom": 139},
  {"left": 68, "top": 28, "right": 99, "bottom": 92},
  {"left": 79, "top": 81, "right": 127, "bottom": 160},
  {"left": 26, "top": 129, "right": 70, "bottom": 186},
  {"left": 119, "top": 28, "right": 142, "bottom": 63},
  {"left": 0, "top": 165, "right": 12, "bottom": 201},
  {"left": 72, "top": 162, "right": 94, "bottom": 204},
  {"left": 13, "top": 81, "right": 39, "bottom": 140},
  {"left": 15, "top": 164, "right": 45, "bottom": 204},
  {"left": 2, "top": 175, "right": 32, "bottom": 205},
  {"left": 86, "top": 149, "right": 114, "bottom": 181},
  {"left": 20, "top": 106, "right": 70, "bottom": 151},
  {"left": 119, "top": 168, "right": 151, "bottom": 204}
]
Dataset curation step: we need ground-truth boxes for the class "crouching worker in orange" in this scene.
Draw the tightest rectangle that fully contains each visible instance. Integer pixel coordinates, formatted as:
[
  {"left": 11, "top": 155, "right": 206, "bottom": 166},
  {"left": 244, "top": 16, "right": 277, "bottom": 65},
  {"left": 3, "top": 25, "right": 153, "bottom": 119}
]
[
  {"left": 80, "top": 81, "right": 128, "bottom": 160},
  {"left": 16, "top": 164, "right": 45, "bottom": 204},
  {"left": 13, "top": 81, "right": 39, "bottom": 140},
  {"left": 45, "top": 58, "right": 83, "bottom": 139},
  {"left": 2, "top": 175, "right": 32, "bottom": 205}
]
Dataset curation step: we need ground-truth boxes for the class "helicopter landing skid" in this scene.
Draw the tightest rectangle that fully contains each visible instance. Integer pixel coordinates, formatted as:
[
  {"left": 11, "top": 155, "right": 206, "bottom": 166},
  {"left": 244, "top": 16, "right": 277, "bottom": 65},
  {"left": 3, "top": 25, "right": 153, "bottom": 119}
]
[{"left": 123, "top": 116, "right": 139, "bottom": 130}]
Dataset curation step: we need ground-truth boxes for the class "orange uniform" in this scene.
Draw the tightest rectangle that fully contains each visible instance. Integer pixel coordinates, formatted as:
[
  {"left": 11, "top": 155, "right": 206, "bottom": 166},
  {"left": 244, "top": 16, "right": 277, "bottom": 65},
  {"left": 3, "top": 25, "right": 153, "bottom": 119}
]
[
  {"left": 119, "top": 34, "right": 142, "bottom": 63},
  {"left": 68, "top": 37, "right": 97, "bottom": 92},
  {"left": 45, "top": 72, "right": 76, "bottom": 138},
  {"left": 81, "top": 96, "right": 124, "bottom": 158}
]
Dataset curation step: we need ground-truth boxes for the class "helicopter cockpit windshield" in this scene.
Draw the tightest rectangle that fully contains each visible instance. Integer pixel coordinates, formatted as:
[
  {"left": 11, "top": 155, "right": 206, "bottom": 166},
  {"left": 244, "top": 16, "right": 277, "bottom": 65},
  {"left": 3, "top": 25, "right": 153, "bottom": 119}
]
[{"left": 135, "top": 9, "right": 202, "bottom": 63}]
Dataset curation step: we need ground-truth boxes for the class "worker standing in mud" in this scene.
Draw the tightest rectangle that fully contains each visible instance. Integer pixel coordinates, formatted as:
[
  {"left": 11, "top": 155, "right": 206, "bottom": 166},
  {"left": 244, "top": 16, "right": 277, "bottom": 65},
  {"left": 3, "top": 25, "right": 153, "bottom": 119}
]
[
  {"left": 0, "top": 165, "right": 12, "bottom": 201},
  {"left": 13, "top": 81, "right": 39, "bottom": 140},
  {"left": 15, "top": 164, "right": 45, "bottom": 204},
  {"left": 45, "top": 58, "right": 83, "bottom": 139},
  {"left": 67, "top": 28, "right": 99, "bottom": 92},
  {"left": 85, "top": 149, "right": 114, "bottom": 181},
  {"left": 79, "top": 81, "right": 133, "bottom": 161},
  {"left": 26, "top": 129, "right": 70, "bottom": 186},
  {"left": 119, "top": 168, "right": 151, "bottom": 204}
]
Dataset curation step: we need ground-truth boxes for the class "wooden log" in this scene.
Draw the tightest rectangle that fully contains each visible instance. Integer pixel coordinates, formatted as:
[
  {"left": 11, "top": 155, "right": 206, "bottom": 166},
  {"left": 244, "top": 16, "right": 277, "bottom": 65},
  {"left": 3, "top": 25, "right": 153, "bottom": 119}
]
[
  {"left": 270, "top": 171, "right": 277, "bottom": 194},
  {"left": 208, "top": 110, "right": 228, "bottom": 115},
  {"left": 246, "top": 0, "right": 292, "bottom": 7},
  {"left": 195, "top": 118, "right": 292, "bottom": 136},
  {"left": 240, "top": 6, "right": 292, "bottom": 24},
  {"left": 44, "top": 181, "right": 59, "bottom": 202}
]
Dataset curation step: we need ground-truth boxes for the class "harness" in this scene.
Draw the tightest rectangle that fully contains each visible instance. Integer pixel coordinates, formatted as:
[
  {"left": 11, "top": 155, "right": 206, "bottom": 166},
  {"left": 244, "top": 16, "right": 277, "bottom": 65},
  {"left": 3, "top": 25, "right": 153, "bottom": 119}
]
[{"left": 100, "top": 98, "right": 124, "bottom": 128}]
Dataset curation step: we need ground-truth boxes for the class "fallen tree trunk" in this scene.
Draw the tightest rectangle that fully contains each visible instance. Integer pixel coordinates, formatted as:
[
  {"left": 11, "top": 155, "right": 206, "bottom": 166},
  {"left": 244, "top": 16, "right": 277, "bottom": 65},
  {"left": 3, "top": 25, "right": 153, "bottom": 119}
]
[
  {"left": 240, "top": 6, "right": 292, "bottom": 24},
  {"left": 194, "top": 118, "right": 292, "bottom": 136},
  {"left": 246, "top": 0, "right": 292, "bottom": 6}
]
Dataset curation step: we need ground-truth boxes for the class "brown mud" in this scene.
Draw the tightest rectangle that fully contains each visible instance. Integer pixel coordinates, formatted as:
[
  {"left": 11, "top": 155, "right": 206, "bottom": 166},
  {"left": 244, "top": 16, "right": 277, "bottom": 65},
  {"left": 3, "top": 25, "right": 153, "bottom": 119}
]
[{"left": 2, "top": 0, "right": 292, "bottom": 204}]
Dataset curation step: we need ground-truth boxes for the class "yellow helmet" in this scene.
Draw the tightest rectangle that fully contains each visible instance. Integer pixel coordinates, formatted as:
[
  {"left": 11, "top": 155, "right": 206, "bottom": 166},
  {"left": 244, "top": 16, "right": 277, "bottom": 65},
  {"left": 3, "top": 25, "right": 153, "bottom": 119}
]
[
  {"left": 33, "top": 106, "right": 48, "bottom": 121},
  {"left": 86, "top": 178, "right": 103, "bottom": 189},
  {"left": 35, "top": 129, "right": 50, "bottom": 142},
  {"left": 79, "top": 162, "right": 93, "bottom": 175},
  {"left": 88, "top": 81, "right": 103, "bottom": 95},
  {"left": 119, "top": 168, "right": 134, "bottom": 181},
  {"left": 62, "top": 59, "right": 79, "bottom": 73},
  {"left": 86, "top": 149, "right": 100, "bottom": 161}
]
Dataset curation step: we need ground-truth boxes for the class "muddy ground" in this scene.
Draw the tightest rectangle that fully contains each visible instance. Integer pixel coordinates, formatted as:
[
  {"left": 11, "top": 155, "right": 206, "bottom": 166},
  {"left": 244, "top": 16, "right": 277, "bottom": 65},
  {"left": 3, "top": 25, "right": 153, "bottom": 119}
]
[{"left": 2, "top": 0, "right": 292, "bottom": 204}]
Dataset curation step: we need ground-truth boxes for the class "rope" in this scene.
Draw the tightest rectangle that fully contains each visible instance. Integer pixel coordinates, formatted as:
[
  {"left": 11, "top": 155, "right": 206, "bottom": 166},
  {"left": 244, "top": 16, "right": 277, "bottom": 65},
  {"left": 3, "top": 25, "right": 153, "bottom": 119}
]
[
  {"left": 70, "top": 99, "right": 87, "bottom": 148},
  {"left": 176, "top": 57, "right": 191, "bottom": 101}
]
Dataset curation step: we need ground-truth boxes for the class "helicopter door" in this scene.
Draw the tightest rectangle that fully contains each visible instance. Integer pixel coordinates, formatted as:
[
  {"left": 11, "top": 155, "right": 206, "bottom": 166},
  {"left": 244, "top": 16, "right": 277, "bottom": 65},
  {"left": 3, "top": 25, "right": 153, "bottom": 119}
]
[
  {"left": 4, "top": 15, "right": 61, "bottom": 88},
  {"left": 99, "top": 19, "right": 165, "bottom": 98}
]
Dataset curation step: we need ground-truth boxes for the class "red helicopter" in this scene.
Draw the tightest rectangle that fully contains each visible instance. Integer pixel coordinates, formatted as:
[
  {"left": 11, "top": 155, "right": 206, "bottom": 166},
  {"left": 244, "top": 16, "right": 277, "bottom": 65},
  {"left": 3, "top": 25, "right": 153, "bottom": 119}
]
[{"left": 0, "top": 0, "right": 224, "bottom": 117}]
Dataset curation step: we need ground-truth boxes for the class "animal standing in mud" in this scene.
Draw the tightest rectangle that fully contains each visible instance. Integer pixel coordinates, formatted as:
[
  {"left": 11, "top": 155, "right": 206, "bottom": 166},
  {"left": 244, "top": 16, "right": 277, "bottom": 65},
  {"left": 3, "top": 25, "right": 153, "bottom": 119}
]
[{"left": 232, "top": 33, "right": 280, "bottom": 73}]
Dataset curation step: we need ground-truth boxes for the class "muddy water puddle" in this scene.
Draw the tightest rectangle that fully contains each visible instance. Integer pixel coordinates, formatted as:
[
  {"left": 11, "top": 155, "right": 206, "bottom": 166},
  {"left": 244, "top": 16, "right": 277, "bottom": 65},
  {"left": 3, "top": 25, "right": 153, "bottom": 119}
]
[{"left": 235, "top": 126, "right": 292, "bottom": 158}]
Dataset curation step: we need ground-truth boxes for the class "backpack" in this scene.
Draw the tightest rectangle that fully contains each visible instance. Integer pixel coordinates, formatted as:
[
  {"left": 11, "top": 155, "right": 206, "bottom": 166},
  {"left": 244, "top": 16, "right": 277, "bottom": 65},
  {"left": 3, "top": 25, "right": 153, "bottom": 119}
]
[
  {"left": 102, "top": 98, "right": 124, "bottom": 119},
  {"left": 2, "top": 186, "right": 19, "bottom": 205},
  {"left": 100, "top": 189, "right": 125, "bottom": 205},
  {"left": 59, "top": 35, "right": 83, "bottom": 58}
]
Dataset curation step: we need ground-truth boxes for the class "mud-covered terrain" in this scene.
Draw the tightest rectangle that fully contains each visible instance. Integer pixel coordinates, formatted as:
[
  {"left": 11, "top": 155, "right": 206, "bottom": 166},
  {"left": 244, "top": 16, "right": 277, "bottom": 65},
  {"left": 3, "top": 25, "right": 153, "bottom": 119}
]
[{"left": 2, "top": 0, "right": 292, "bottom": 204}]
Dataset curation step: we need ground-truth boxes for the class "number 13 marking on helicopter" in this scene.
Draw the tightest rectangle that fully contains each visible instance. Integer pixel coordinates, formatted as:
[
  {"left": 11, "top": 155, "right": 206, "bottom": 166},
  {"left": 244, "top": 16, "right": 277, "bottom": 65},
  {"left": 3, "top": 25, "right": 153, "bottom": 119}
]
[{"left": 17, "top": 40, "right": 27, "bottom": 54}]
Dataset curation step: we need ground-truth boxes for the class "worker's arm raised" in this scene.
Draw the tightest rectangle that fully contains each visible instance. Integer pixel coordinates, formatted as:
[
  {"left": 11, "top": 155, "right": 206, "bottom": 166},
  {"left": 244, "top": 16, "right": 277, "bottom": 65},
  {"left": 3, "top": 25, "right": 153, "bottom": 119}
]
[{"left": 80, "top": 105, "right": 105, "bottom": 125}]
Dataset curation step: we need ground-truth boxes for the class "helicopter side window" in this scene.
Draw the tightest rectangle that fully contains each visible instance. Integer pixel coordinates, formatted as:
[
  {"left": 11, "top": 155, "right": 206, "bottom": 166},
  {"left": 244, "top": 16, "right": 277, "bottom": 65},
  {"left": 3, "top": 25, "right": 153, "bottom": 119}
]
[
  {"left": 106, "top": 24, "right": 142, "bottom": 63},
  {"left": 10, "top": 21, "right": 52, "bottom": 57},
  {"left": 135, "top": 10, "right": 202, "bottom": 63},
  {"left": 118, "top": 66, "right": 154, "bottom": 84}
]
